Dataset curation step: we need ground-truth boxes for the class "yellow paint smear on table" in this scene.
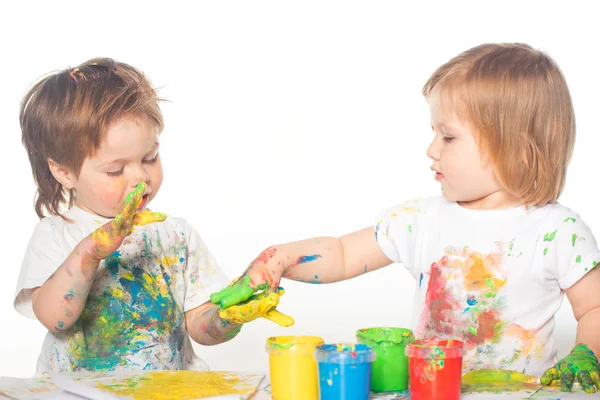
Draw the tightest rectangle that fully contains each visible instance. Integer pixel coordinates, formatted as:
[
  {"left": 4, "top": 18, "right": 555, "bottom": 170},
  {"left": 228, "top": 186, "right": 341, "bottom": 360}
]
[{"left": 96, "top": 370, "right": 257, "bottom": 399}]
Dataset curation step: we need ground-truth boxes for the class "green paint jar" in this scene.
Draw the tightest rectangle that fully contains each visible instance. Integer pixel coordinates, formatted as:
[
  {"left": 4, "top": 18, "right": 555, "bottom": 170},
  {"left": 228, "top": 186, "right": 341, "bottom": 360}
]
[{"left": 356, "top": 327, "right": 414, "bottom": 392}]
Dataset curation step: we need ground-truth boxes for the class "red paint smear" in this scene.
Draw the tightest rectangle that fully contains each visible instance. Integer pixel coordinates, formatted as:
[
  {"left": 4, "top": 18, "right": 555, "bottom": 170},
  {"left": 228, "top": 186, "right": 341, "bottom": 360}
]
[
  {"left": 255, "top": 247, "right": 277, "bottom": 264},
  {"left": 423, "top": 259, "right": 459, "bottom": 335},
  {"left": 470, "top": 310, "right": 502, "bottom": 345}
]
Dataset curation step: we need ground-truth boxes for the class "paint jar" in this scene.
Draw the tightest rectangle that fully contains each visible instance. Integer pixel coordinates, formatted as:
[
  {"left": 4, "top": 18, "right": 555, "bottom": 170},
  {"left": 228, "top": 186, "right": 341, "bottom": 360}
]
[
  {"left": 355, "top": 327, "right": 414, "bottom": 392},
  {"left": 314, "top": 344, "right": 376, "bottom": 400},
  {"left": 266, "top": 336, "right": 324, "bottom": 400},
  {"left": 405, "top": 339, "right": 464, "bottom": 400}
]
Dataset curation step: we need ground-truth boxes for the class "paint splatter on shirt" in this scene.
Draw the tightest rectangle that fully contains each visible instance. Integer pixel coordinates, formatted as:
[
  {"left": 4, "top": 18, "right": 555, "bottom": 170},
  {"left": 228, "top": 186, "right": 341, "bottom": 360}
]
[
  {"left": 15, "top": 206, "right": 229, "bottom": 374},
  {"left": 375, "top": 196, "right": 600, "bottom": 377}
]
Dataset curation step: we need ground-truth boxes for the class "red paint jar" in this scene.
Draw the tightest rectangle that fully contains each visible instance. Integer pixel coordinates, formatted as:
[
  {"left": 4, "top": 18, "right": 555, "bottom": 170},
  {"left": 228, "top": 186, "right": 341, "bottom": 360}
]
[{"left": 405, "top": 339, "right": 463, "bottom": 400}]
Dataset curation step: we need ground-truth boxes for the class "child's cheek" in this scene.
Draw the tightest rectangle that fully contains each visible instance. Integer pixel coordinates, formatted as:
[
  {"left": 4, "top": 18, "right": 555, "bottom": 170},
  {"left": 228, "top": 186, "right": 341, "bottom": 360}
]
[{"left": 103, "top": 178, "right": 127, "bottom": 208}]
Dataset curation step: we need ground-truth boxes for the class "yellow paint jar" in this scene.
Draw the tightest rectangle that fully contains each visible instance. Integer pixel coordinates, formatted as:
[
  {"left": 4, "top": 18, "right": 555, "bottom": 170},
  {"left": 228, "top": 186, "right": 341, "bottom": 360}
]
[{"left": 266, "top": 335, "right": 324, "bottom": 400}]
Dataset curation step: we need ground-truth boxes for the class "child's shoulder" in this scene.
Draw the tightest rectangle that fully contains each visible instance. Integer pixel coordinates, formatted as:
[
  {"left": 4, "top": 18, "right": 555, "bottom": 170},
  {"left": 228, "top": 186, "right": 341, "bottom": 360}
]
[
  {"left": 382, "top": 195, "right": 445, "bottom": 212},
  {"left": 534, "top": 202, "right": 593, "bottom": 231}
]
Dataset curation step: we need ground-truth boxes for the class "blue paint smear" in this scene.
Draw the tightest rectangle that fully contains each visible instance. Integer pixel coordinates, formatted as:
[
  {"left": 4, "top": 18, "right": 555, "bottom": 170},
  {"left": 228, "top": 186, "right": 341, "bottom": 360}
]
[
  {"left": 298, "top": 254, "right": 322, "bottom": 264},
  {"left": 105, "top": 251, "right": 122, "bottom": 276},
  {"left": 419, "top": 273, "right": 424, "bottom": 287},
  {"left": 467, "top": 296, "right": 478, "bottom": 306}
]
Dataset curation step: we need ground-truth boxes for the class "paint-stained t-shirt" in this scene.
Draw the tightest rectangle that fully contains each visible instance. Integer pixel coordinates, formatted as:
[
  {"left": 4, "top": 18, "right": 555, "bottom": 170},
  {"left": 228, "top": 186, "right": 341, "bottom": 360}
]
[
  {"left": 14, "top": 206, "right": 229, "bottom": 374},
  {"left": 375, "top": 196, "right": 600, "bottom": 377}
]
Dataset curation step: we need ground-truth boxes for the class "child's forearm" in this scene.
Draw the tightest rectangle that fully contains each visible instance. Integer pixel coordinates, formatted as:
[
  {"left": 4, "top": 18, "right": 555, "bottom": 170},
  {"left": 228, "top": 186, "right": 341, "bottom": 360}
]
[
  {"left": 264, "top": 227, "right": 389, "bottom": 284},
  {"left": 31, "top": 236, "right": 101, "bottom": 333},
  {"left": 576, "top": 306, "right": 600, "bottom": 357},
  {"left": 186, "top": 303, "right": 242, "bottom": 345}
]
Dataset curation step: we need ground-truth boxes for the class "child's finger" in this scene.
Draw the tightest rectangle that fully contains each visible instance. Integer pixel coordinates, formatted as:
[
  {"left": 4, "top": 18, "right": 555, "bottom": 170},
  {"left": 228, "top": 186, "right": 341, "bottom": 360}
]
[
  {"left": 210, "top": 287, "right": 233, "bottom": 305},
  {"left": 132, "top": 211, "right": 167, "bottom": 226},
  {"left": 263, "top": 309, "right": 294, "bottom": 327},
  {"left": 560, "top": 370, "right": 575, "bottom": 392},
  {"left": 578, "top": 371, "right": 597, "bottom": 393},
  {"left": 111, "top": 213, "right": 124, "bottom": 233},
  {"left": 591, "top": 371, "right": 600, "bottom": 389},
  {"left": 540, "top": 368, "right": 559, "bottom": 386},
  {"left": 121, "top": 182, "right": 147, "bottom": 221},
  {"left": 219, "top": 284, "right": 254, "bottom": 308}
]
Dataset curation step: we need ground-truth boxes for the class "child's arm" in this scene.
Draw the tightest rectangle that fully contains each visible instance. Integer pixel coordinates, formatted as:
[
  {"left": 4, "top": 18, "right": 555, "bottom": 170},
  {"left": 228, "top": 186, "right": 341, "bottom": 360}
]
[
  {"left": 250, "top": 227, "right": 391, "bottom": 288},
  {"left": 212, "top": 227, "right": 392, "bottom": 310},
  {"left": 541, "top": 268, "right": 600, "bottom": 393},
  {"left": 567, "top": 268, "right": 600, "bottom": 360},
  {"left": 30, "top": 183, "right": 165, "bottom": 333},
  {"left": 185, "top": 301, "right": 242, "bottom": 345}
]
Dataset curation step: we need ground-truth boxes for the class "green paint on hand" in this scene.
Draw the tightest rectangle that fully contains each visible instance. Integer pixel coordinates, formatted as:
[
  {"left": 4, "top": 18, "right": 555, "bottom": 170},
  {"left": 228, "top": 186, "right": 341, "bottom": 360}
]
[
  {"left": 544, "top": 229, "right": 558, "bottom": 242},
  {"left": 125, "top": 182, "right": 146, "bottom": 205},
  {"left": 540, "top": 343, "right": 600, "bottom": 393},
  {"left": 210, "top": 276, "right": 254, "bottom": 308}
]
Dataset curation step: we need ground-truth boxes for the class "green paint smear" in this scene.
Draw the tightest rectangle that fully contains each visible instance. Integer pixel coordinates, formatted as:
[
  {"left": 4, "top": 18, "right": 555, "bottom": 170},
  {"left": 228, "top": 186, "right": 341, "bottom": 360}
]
[
  {"left": 564, "top": 217, "right": 577, "bottom": 223},
  {"left": 408, "top": 224, "right": 412, "bottom": 233},
  {"left": 544, "top": 229, "right": 558, "bottom": 242},
  {"left": 576, "top": 255, "right": 581, "bottom": 263},
  {"left": 572, "top": 233, "right": 578, "bottom": 247},
  {"left": 462, "top": 369, "right": 539, "bottom": 393},
  {"left": 356, "top": 327, "right": 414, "bottom": 345},
  {"left": 540, "top": 344, "right": 599, "bottom": 393},
  {"left": 210, "top": 276, "right": 264, "bottom": 309},
  {"left": 543, "top": 248, "right": 548, "bottom": 256}
]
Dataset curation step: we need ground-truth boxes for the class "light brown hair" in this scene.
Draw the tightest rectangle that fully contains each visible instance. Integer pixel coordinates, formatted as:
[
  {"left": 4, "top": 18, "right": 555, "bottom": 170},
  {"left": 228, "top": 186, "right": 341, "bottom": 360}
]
[
  {"left": 423, "top": 43, "right": 575, "bottom": 206},
  {"left": 20, "top": 58, "right": 164, "bottom": 219}
]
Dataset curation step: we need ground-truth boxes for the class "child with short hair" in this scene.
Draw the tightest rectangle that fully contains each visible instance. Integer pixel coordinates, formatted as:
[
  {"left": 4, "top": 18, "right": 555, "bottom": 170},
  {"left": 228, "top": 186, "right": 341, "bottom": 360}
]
[
  {"left": 214, "top": 43, "right": 600, "bottom": 392},
  {"left": 14, "top": 58, "right": 277, "bottom": 374}
]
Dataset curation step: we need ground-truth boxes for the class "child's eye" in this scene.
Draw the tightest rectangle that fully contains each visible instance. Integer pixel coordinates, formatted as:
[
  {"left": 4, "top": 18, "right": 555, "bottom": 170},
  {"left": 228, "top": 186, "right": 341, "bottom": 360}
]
[
  {"left": 107, "top": 169, "right": 124, "bottom": 177},
  {"left": 143, "top": 155, "right": 158, "bottom": 164},
  {"left": 443, "top": 135, "right": 454, "bottom": 143}
]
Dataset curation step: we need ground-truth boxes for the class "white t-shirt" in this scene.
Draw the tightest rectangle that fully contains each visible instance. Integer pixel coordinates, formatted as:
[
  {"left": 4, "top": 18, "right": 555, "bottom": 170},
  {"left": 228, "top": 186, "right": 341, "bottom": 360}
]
[
  {"left": 375, "top": 196, "right": 600, "bottom": 377},
  {"left": 14, "top": 206, "right": 230, "bottom": 374}
]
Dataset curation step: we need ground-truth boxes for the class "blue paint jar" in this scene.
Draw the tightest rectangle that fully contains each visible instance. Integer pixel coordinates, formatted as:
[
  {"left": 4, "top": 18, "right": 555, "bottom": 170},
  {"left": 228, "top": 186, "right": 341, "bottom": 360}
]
[{"left": 314, "top": 343, "right": 376, "bottom": 400}]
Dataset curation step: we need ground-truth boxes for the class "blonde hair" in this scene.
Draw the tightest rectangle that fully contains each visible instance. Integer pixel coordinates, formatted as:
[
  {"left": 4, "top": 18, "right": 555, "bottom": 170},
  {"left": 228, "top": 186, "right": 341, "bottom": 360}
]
[
  {"left": 423, "top": 43, "right": 575, "bottom": 206},
  {"left": 20, "top": 58, "right": 164, "bottom": 219}
]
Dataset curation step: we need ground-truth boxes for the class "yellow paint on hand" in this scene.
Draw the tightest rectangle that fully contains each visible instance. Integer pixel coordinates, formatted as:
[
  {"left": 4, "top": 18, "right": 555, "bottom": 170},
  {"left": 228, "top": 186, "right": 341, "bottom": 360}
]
[
  {"left": 219, "top": 288, "right": 294, "bottom": 327},
  {"left": 132, "top": 210, "right": 167, "bottom": 226},
  {"left": 95, "top": 371, "right": 257, "bottom": 399}
]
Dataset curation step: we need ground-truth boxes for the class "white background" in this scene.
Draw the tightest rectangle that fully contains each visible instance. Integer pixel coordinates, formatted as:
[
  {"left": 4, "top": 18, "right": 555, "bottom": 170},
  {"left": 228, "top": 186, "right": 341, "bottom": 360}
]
[{"left": 0, "top": 0, "right": 598, "bottom": 378}]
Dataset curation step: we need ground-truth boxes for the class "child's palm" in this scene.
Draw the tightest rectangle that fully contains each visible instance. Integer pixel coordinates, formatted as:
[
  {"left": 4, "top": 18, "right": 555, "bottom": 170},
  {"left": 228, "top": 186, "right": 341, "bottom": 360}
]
[{"left": 90, "top": 183, "right": 166, "bottom": 260}]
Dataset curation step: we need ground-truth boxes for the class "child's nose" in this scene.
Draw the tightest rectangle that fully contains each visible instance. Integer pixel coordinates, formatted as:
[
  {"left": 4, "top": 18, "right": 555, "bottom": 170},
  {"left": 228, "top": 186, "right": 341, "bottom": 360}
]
[
  {"left": 426, "top": 139, "right": 441, "bottom": 160},
  {"left": 132, "top": 166, "right": 150, "bottom": 186}
]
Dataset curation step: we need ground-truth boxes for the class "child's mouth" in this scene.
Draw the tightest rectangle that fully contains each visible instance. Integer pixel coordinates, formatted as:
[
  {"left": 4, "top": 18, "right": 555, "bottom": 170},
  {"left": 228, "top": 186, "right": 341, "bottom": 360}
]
[{"left": 138, "top": 194, "right": 149, "bottom": 210}]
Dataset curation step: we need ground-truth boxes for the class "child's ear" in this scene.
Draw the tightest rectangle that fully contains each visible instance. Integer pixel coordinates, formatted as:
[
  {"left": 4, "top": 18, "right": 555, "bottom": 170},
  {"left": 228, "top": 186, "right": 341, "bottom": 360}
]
[{"left": 47, "top": 159, "right": 76, "bottom": 189}]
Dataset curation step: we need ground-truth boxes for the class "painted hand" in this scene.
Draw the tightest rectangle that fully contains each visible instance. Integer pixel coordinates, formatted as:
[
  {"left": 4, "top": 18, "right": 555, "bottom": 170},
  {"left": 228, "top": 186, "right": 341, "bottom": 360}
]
[
  {"left": 217, "top": 286, "right": 294, "bottom": 327},
  {"left": 541, "top": 344, "right": 600, "bottom": 393},
  {"left": 90, "top": 182, "right": 166, "bottom": 260}
]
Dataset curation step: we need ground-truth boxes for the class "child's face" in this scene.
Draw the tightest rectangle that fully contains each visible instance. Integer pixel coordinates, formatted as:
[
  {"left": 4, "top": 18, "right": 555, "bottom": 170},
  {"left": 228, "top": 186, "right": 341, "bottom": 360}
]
[
  {"left": 426, "top": 89, "right": 505, "bottom": 207},
  {"left": 70, "top": 116, "right": 163, "bottom": 218}
]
